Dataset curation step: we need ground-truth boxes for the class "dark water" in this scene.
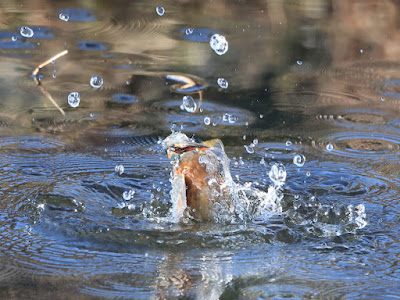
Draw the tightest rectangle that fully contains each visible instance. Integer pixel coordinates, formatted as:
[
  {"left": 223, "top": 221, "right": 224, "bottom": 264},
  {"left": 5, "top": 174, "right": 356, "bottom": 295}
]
[{"left": 0, "top": 0, "right": 400, "bottom": 298}]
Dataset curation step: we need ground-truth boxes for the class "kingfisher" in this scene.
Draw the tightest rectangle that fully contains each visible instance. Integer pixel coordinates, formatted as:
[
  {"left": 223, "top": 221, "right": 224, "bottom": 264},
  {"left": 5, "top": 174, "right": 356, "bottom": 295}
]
[{"left": 162, "top": 132, "right": 234, "bottom": 222}]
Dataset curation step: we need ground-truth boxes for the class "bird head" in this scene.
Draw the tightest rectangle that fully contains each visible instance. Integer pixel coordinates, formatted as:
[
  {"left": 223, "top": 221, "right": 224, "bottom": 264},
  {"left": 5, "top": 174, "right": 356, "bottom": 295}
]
[{"left": 162, "top": 132, "right": 211, "bottom": 159}]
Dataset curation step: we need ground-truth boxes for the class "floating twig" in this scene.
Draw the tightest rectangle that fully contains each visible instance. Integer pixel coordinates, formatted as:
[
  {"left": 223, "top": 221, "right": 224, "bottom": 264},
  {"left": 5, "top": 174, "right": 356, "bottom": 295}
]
[
  {"left": 32, "top": 50, "right": 68, "bottom": 77},
  {"left": 32, "top": 50, "right": 68, "bottom": 115},
  {"left": 165, "top": 74, "right": 204, "bottom": 112}
]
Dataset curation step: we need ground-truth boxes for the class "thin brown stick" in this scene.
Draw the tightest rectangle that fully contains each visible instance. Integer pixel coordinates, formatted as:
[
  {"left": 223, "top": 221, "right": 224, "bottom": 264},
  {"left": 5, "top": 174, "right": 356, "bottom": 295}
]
[
  {"left": 37, "top": 85, "right": 66, "bottom": 115},
  {"left": 32, "top": 50, "right": 68, "bottom": 76},
  {"left": 32, "top": 50, "right": 68, "bottom": 115}
]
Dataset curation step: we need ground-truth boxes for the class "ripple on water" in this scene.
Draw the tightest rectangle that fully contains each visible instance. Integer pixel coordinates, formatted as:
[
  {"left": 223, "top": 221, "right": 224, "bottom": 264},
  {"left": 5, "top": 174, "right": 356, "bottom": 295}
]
[
  {"left": 375, "top": 78, "right": 400, "bottom": 99},
  {"left": 315, "top": 132, "right": 400, "bottom": 159},
  {"left": 0, "top": 136, "right": 66, "bottom": 158}
]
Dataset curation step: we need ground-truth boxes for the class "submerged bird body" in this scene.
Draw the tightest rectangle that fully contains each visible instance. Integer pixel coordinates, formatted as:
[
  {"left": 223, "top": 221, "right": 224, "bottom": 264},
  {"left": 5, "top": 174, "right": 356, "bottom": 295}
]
[{"left": 162, "top": 133, "right": 234, "bottom": 221}]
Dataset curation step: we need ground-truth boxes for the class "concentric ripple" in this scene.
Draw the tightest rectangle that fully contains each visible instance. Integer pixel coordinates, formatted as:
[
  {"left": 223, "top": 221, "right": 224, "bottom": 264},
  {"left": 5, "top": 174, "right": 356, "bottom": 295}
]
[
  {"left": 0, "top": 136, "right": 66, "bottom": 158},
  {"left": 315, "top": 132, "right": 400, "bottom": 159}
]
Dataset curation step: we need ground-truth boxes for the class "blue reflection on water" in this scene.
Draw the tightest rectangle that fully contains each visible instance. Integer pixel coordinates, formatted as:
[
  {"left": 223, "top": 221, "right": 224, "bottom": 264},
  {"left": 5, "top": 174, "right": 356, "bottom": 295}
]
[
  {"left": 180, "top": 28, "right": 217, "bottom": 42},
  {"left": 58, "top": 8, "right": 97, "bottom": 22},
  {"left": 78, "top": 41, "right": 107, "bottom": 51},
  {"left": 111, "top": 94, "right": 138, "bottom": 103}
]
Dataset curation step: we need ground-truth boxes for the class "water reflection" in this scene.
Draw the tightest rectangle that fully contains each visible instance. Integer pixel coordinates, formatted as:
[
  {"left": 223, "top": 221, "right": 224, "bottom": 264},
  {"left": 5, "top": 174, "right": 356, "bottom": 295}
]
[{"left": 0, "top": 0, "right": 400, "bottom": 298}]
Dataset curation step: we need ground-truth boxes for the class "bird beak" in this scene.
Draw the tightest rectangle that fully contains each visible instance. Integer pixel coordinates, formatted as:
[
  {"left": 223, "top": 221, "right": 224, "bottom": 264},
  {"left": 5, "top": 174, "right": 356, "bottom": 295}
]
[{"left": 166, "top": 144, "right": 210, "bottom": 159}]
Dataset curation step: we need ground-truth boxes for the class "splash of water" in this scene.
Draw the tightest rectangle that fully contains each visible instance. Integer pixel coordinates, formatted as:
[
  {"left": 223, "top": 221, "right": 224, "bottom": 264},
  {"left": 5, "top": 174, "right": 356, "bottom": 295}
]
[
  {"left": 162, "top": 132, "right": 367, "bottom": 236},
  {"left": 162, "top": 132, "right": 283, "bottom": 224}
]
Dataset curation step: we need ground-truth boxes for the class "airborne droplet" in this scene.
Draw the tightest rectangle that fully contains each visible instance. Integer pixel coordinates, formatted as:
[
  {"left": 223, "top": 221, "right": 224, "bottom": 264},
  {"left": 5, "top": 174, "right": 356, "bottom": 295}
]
[
  {"left": 115, "top": 164, "right": 125, "bottom": 175},
  {"left": 68, "top": 92, "right": 80, "bottom": 108},
  {"left": 217, "top": 78, "right": 228, "bottom": 89},
  {"left": 293, "top": 154, "right": 306, "bottom": 167},
  {"left": 326, "top": 143, "right": 334, "bottom": 151},
  {"left": 209, "top": 34, "right": 228, "bottom": 55},
  {"left": 156, "top": 7, "right": 165, "bottom": 16},
  {"left": 269, "top": 163, "right": 287, "bottom": 186},
  {"left": 90, "top": 75, "right": 103, "bottom": 88},
  {"left": 181, "top": 96, "right": 197, "bottom": 113},
  {"left": 59, "top": 13, "right": 70, "bottom": 21},
  {"left": 20, "top": 26, "right": 34, "bottom": 38}
]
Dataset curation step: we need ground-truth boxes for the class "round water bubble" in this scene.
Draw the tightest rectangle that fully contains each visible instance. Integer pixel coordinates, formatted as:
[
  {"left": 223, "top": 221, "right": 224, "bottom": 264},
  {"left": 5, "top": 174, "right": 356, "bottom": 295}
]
[
  {"left": 156, "top": 7, "right": 165, "bottom": 16},
  {"left": 123, "top": 189, "right": 135, "bottom": 201},
  {"left": 296, "top": 60, "right": 303, "bottom": 66},
  {"left": 90, "top": 75, "right": 103, "bottom": 88},
  {"left": 293, "top": 154, "right": 306, "bottom": 167},
  {"left": 181, "top": 96, "right": 197, "bottom": 113},
  {"left": 185, "top": 28, "right": 194, "bottom": 35},
  {"left": 217, "top": 78, "right": 228, "bottom": 89},
  {"left": 115, "top": 164, "right": 124, "bottom": 175},
  {"left": 209, "top": 34, "right": 228, "bottom": 55},
  {"left": 326, "top": 143, "right": 334, "bottom": 151},
  {"left": 269, "top": 163, "right": 287, "bottom": 185},
  {"left": 286, "top": 140, "right": 292, "bottom": 147},
  {"left": 253, "top": 138, "right": 258, "bottom": 145},
  {"left": 59, "top": 13, "right": 70, "bottom": 21},
  {"left": 20, "top": 26, "right": 34, "bottom": 38},
  {"left": 244, "top": 145, "right": 254, "bottom": 154},
  {"left": 68, "top": 92, "right": 80, "bottom": 108},
  {"left": 204, "top": 117, "right": 211, "bottom": 125},
  {"left": 228, "top": 115, "right": 237, "bottom": 124},
  {"left": 11, "top": 36, "right": 17, "bottom": 41}
]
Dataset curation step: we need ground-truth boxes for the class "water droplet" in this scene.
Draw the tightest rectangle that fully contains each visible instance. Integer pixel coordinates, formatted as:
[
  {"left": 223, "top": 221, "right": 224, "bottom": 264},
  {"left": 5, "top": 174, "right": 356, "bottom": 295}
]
[
  {"left": 90, "top": 113, "right": 94, "bottom": 117},
  {"left": 306, "top": 171, "right": 311, "bottom": 177},
  {"left": 181, "top": 96, "right": 197, "bottom": 113},
  {"left": 243, "top": 135, "right": 246, "bottom": 140},
  {"left": 253, "top": 138, "right": 258, "bottom": 145},
  {"left": 286, "top": 140, "right": 292, "bottom": 147},
  {"left": 260, "top": 157, "right": 265, "bottom": 165},
  {"left": 204, "top": 117, "right": 211, "bottom": 125},
  {"left": 217, "top": 77, "right": 228, "bottom": 89},
  {"left": 209, "top": 34, "right": 228, "bottom": 55},
  {"left": 20, "top": 26, "right": 34, "bottom": 38},
  {"left": 52, "top": 72, "right": 56, "bottom": 79},
  {"left": 115, "top": 164, "right": 125, "bottom": 175},
  {"left": 269, "top": 163, "right": 287, "bottom": 185},
  {"left": 156, "top": 6, "right": 165, "bottom": 16},
  {"left": 260, "top": 114, "right": 264, "bottom": 119},
  {"left": 228, "top": 115, "right": 237, "bottom": 123},
  {"left": 126, "top": 81, "right": 130, "bottom": 85},
  {"left": 90, "top": 75, "right": 103, "bottom": 88},
  {"left": 293, "top": 154, "right": 306, "bottom": 167},
  {"left": 360, "top": 49, "right": 364, "bottom": 53},
  {"left": 326, "top": 143, "right": 333, "bottom": 151},
  {"left": 11, "top": 36, "right": 17, "bottom": 41},
  {"left": 185, "top": 28, "right": 194, "bottom": 35},
  {"left": 223, "top": 113, "right": 229, "bottom": 122},
  {"left": 123, "top": 189, "right": 135, "bottom": 200},
  {"left": 68, "top": 92, "right": 80, "bottom": 108},
  {"left": 244, "top": 145, "right": 254, "bottom": 154},
  {"left": 380, "top": 97, "right": 385, "bottom": 101},
  {"left": 59, "top": 13, "right": 70, "bottom": 21},
  {"left": 296, "top": 60, "right": 303, "bottom": 65}
]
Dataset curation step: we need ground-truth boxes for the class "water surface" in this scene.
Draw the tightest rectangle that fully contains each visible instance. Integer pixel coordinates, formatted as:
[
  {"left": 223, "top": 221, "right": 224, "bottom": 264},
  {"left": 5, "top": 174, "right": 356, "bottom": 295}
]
[{"left": 0, "top": 0, "right": 400, "bottom": 298}]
